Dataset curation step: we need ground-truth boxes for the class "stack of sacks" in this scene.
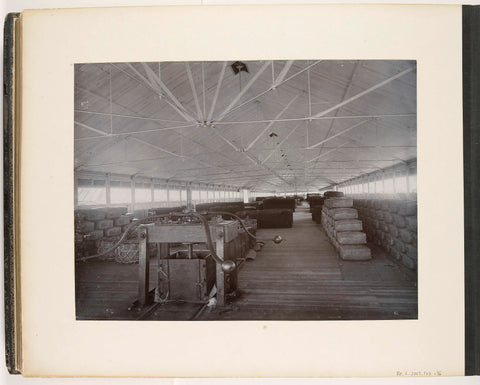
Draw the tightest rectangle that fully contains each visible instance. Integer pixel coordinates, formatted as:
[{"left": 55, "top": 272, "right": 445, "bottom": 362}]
[
  {"left": 74, "top": 207, "right": 135, "bottom": 260},
  {"left": 321, "top": 197, "right": 371, "bottom": 261},
  {"left": 354, "top": 198, "right": 417, "bottom": 270}
]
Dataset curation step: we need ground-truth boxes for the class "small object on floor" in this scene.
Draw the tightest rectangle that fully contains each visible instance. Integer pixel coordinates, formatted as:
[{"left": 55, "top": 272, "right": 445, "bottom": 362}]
[
  {"left": 207, "top": 297, "right": 217, "bottom": 311},
  {"left": 273, "top": 235, "right": 283, "bottom": 244},
  {"left": 246, "top": 249, "right": 257, "bottom": 260}
]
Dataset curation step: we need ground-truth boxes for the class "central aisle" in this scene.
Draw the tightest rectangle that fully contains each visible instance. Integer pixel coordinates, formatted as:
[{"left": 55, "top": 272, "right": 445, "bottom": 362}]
[{"left": 199, "top": 207, "right": 417, "bottom": 320}]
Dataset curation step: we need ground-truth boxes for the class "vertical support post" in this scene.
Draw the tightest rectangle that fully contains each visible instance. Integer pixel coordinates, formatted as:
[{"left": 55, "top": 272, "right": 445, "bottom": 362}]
[
  {"left": 186, "top": 184, "right": 193, "bottom": 210},
  {"left": 392, "top": 170, "right": 397, "bottom": 194},
  {"left": 131, "top": 177, "right": 136, "bottom": 213},
  {"left": 74, "top": 174, "right": 79, "bottom": 207},
  {"left": 215, "top": 225, "right": 225, "bottom": 307},
  {"left": 137, "top": 225, "right": 149, "bottom": 307},
  {"left": 105, "top": 173, "right": 111, "bottom": 206},
  {"left": 406, "top": 166, "right": 411, "bottom": 193},
  {"left": 151, "top": 179, "right": 155, "bottom": 203}
]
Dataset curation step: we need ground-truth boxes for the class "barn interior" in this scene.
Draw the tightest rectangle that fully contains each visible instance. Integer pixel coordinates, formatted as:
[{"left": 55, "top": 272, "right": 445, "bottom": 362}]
[{"left": 74, "top": 60, "right": 417, "bottom": 321}]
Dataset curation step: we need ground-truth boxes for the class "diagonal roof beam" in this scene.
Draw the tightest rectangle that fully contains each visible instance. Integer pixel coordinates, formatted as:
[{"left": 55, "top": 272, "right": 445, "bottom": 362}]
[
  {"left": 75, "top": 121, "right": 109, "bottom": 137},
  {"left": 75, "top": 136, "right": 128, "bottom": 169},
  {"left": 110, "top": 63, "right": 194, "bottom": 123},
  {"left": 118, "top": 63, "right": 195, "bottom": 123},
  {"left": 262, "top": 122, "right": 302, "bottom": 164},
  {"left": 222, "top": 60, "right": 322, "bottom": 120},
  {"left": 272, "top": 60, "right": 294, "bottom": 88},
  {"left": 306, "top": 119, "right": 371, "bottom": 150},
  {"left": 215, "top": 61, "right": 272, "bottom": 122},
  {"left": 137, "top": 63, "right": 198, "bottom": 123},
  {"left": 75, "top": 109, "right": 185, "bottom": 124},
  {"left": 207, "top": 61, "right": 228, "bottom": 123},
  {"left": 74, "top": 123, "right": 197, "bottom": 140},
  {"left": 213, "top": 113, "right": 415, "bottom": 125},
  {"left": 185, "top": 62, "right": 203, "bottom": 121},
  {"left": 244, "top": 94, "right": 299, "bottom": 151},
  {"left": 207, "top": 125, "right": 292, "bottom": 186},
  {"left": 314, "top": 61, "right": 361, "bottom": 157},
  {"left": 311, "top": 66, "right": 415, "bottom": 119},
  {"left": 307, "top": 142, "right": 349, "bottom": 163},
  {"left": 342, "top": 135, "right": 407, "bottom": 164}
]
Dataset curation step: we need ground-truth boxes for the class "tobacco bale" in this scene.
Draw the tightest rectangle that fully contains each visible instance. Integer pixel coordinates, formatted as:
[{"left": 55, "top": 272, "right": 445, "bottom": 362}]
[
  {"left": 392, "top": 214, "right": 406, "bottom": 228},
  {"left": 383, "top": 211, "right": 393, "bottom": 223},
  {"left": 401, "top": 253, "right": 417, "bottom": 270},
  {"left": 75, "top": 232, "right": 84, "bottom": 242},
  {"left": 257, "top": 209, "right": 293, "bottom": 228},
  {"left": 336, "top": 231, "right": 367, "bottom": 245},
  {"left": 83, "top": 208, "right": 106, "bottom": 221},
  {"left": 333, "top": 219, "right": 363, "bottom": 232},
  {"left": 394, "top": 239, "right": 406, "bottom": 253},
  {"left": 397, "top": 201, "right": 417, "bottom": 216},
  {"left": 104, "top": 227, "right": 122, "bottom": 237},
  {"left": 405, "top": 215, "right": 417, "bottom": 231},
  {"left": 95, "top": 219, "right": 114, "bottom": 230},
  {"left": 84, "top": 230, "right": 104, "bottom": 241},
  {"left": 104, "top": 207, "right": 128, "bottom": 219},
  {"left": 262, "top": 197, "right": 296, "bottom": 211},
  {"left": 405, "top": 243, "right": 418, "bottom": 260},
  {"left": 324, "top": 191, "right": 344, "bottom": 198},
  {"left": 339, "top": 245, "right": 372, "bottom": 261},
  {"left": 329, "top": 208, "right": 358, "bottom": 220},
  {"left": 76, "top": 221, "right": 95, "bottom": 234},
  {"left": 387, "top": 224, "right": 399, "bottom": 238},
  {"left": 380, "top": 221, "right": 389, "bottom": 232},
  {"left": 114, "top": 215, "right": 132, "bottom": 226},
  {"left": 399, "top": 228, "right": 415, "bottom": 244},
  {"left": 324, "top": 197, "right": 354, "bottom": 209}
]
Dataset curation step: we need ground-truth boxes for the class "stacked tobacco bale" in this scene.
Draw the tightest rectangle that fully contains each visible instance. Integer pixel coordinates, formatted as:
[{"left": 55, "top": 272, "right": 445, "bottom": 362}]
[
  {"left": 309, "top": 196, "right": 325, "bottom": 223},
  {"left": 74, "top": 207, "right": 138, "bottom": 262},
  {"left": 235, "top": 208, "right": 293, "bottom": 228},
  {"left": 321, "top": 197, "right": 372, "bottom": 261},
  {"left": 354, "top": 197, "right": 417, "bottom": 270}
]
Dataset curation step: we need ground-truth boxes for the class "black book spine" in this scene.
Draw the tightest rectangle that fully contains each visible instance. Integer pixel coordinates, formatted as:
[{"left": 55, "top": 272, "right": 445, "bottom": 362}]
[
  {"left": 3, "top": 12, "right": 21, "bottom": 375},
  {"left": 463, "top": 5, "right": 480, "bottom": 377}
]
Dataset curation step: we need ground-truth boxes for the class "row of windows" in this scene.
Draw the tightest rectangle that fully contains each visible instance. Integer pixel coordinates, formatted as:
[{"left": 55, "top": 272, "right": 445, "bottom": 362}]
[
  {"left": 77, "top": 186, "right": 242, "bottom": 206},
  {"left": 337, "top": 172, "right": 417, "bottom": 194}
]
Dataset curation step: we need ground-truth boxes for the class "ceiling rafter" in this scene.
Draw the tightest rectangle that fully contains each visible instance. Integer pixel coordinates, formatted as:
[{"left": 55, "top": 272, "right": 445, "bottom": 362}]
[
  {"left": 222, "top": 60, "right": 322, "bottom": 119},
  {"left": 262, "top": 122, "right": 302, "bottom": 164},
  {"left": 214, "top": 60, "right": 272, "bottom": 122},
  {"left": 244, "top": 94, "right": 299, "bottom": 151},
  {"left": 185, "top": 62, "right": 204, "bottom": 121},
  {"left": 207, "top": 61, "right": 228, "bottom": 123},
  {"left": 109, "top": 63, "right": 195, "bottom": 124}
]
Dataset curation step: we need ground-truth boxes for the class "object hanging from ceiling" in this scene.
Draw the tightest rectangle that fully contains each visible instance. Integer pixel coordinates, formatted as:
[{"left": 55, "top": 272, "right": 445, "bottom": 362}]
[{"left": 231, "top": 61, "right": 249, "bottom": 75}]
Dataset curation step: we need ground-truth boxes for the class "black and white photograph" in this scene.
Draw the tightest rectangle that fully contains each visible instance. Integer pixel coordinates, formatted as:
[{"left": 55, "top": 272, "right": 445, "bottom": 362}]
[{"left": 74, "top": 60, "right": 417, "bottom": 321}]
